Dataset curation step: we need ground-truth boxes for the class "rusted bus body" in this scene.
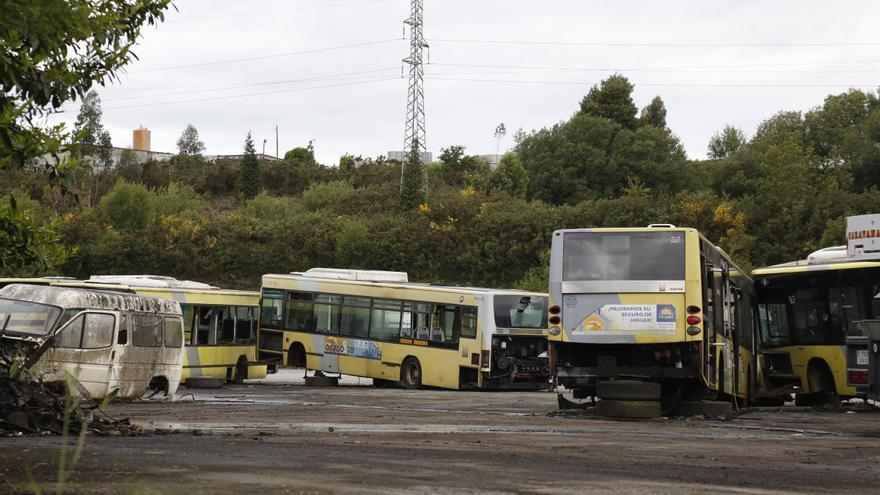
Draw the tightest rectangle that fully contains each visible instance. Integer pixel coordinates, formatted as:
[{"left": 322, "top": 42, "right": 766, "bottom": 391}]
[{"left": 0, "top": 284, "right": 184, "bottom": 399}]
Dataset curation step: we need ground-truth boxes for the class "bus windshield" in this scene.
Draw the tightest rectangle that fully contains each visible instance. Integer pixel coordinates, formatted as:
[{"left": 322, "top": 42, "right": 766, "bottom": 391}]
[
  {"left": 494, "top": 295, "right": 547, "bottom": 329},
  {"left": 562, "top": 231, "right": 685, "bottom": 281},
  {"left": 756, "top": 268, "right": 880, "bottom": 348},
  {"left": 0, "top": 298, "right": 63, "bottom": 337}
]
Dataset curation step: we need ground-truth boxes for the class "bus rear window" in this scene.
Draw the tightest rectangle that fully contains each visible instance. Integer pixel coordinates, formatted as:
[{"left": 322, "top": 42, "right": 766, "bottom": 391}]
[
  {"left": 562, "top": 231, "right": 685, "bottom": 281},
  {"left": 494, "top": 295, "right": 547, "bottom": 329}
]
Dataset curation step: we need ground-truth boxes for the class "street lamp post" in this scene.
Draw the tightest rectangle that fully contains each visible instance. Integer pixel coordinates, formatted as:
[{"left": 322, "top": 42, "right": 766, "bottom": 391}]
[{"left": 262, "top": 139, "right": 267, "bottom": 160}]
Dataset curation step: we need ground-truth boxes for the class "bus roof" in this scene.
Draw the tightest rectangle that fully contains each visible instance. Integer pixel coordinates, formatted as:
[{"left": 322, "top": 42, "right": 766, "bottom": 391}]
[
  {"left": 753, "top": 259, "right": 880, "bottom": 276},
  {"left": 0, "top": 277, "right": 258, "bottom": 298},
  {"left": 553, "top": 226, "right": 697, "bottom": 235},
  {"left": 262, "top": 272, "right": 547, "bottom": 298},
  {"left": 0, "top": 284, "right": 181, "bottom": 314}
]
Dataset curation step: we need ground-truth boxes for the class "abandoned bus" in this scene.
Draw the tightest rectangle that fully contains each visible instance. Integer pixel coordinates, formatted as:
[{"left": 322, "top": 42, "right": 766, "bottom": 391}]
[
  {"left": 258, "top": 268, "right": 549, "bottom": 390},
  {"left": 0, "top": 284, "right": 184, "bottom": 399},
  {"left": 0, "top": 276, "right": 267, "bottom": 384},
  {"left": 752, "top": 214, "right": 880, "bottom": 403},
  {"left": 549, "top": 225, "right": 757, "bottom": 415}
]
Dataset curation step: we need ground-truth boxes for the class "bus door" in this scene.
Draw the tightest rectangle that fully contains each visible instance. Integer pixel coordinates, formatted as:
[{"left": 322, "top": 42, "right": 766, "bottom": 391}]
[
  {"left": 46, "top": 311, "right": 118, "bottom": 398},
  {"left": 703, "top": 257, "right": 726, "bottom": 392}
]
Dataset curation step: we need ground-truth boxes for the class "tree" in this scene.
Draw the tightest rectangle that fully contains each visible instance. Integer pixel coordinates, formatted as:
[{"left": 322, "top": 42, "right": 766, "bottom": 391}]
[
  {"left": 488, "top": 153, "right": 528, "bottom": 198},
  {"left": 639, "top": 96, "right": 667, "bottom": 128},
  {"left": 176, "top": 124, "right": 205, "bottom": 155},
  {"left": 0, "top": 0, "right": 172, "bottom": 171},
  {"left": 579, "top": 74, "right": 639, "bottom": 130},
  {"left": 339, "top": 154, "right": 356, "bottom": 182},
  {"left": 708, "top": 125, "right": 747, "bottom": 159},
  {"left": 237, "top": 132, "right": 261, "bottom": 200},
  {"left": 73, "top": 90, "right": 113, "bottom": 170},
  {"left": 399, "top": 143, "right": 425, "bottom": 210},
  {"left": 0, "top": 0, "right": 171, "bottom": 275}
]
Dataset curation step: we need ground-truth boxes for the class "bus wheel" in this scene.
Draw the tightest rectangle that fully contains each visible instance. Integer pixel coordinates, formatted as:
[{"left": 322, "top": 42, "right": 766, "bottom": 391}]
[
  {"left": 400, "top": 358, "right": 422, "bottom": 389},
  {"left": 233, "top": 357, "right": 248, "bottom": 385}
]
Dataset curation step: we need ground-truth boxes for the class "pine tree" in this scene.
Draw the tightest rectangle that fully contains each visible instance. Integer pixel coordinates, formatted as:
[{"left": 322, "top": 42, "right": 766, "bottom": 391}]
[
  {"left": 237, "top": 132, "right": 261, "bottom": 200},
  {"left": 399, "top": 141, "right": 425, "bottom": 210},
  {"left": 73, "top": 90, "right": 113, "bottom": 170}
]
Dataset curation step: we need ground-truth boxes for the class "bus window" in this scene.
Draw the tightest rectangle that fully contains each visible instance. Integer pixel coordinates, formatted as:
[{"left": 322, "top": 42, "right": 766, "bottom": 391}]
[
  {"left": 55, "top": 315, "right": 84, "bottom": 348},
  {"left": 118, "top": 315, "right": 128, "bottom": 345},
  {"left": 260, "top": 290, "right": 284, "bottom": 327},
  {"left": 790, "top": 289, "right": 829, "bottom": 345},
  {"left": 133, "top": 314, "right": 163, "bottom": 347},
  {"left": 164, "top": 317, "right": 183, "bottom": 348},
  {"left": 82, "top": 314, "right": 114, "bottom": 349},
  {"left": 411, "top": 303, "right": 431, "bottom": 340},
  {"left": 432, "top": 305, "right": 458, "bottom": 343},
  {"left": 400, "top": 302, "right": 414, "bottom": 338},
  {"left": 340, "top": 296, "right": 370, "bottom": 338},
  {"left": 829, "top": 286, "right": 865, "bottom": 344},
  {"left": 314, "top": 294, "right": 341, "bottom": 334},
  {"left": 562, "top": 231, "right": 684, "bottom": 281},
  {"left": 181, "top": 305, "right": 194, "bottom": 346},
  {"left": 461, "top": 307, "right": 477, "bottom": 339},
  {"left": 287, "top": 292, "right": 315, "bottom": 331},
  {"left": 54, "top": 313, "right": 116, "bottom": 349},
  {"left": 218, "top": 306, "right": 235, "bottom": 344},
  {"left": 370, "top": 299, "right": 402, "bottom": 341},
  {"left": 235, "top": 306, "right": 254, "bottom": 342},
  {"left": 196, "top": 307, "right": 214, "bottom": 345},
  {"left": 494, "top": 295, "right": 547, "bottom": 329}
]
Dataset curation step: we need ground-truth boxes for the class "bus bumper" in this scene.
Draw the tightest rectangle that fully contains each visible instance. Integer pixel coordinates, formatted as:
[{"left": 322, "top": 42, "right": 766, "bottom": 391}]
[{"left": 556, "top": 366, "right": 698, "bottom": 387}]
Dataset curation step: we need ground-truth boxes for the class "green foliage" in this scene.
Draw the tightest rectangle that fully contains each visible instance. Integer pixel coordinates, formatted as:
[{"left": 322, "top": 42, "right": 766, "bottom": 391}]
[
  {"left": 99, "top": 180, "right": 156, "bottom": 231},
  {"left": 236, "top": 132, "right": 261, "bottom": 200},
  {"left": 399, "top": 146, "right": 425, "bottom": 210},
  {"left": 299, "top": 181, "right": 356, "bottom": 213},
  {"left": 579, "top": 74, "right": 639, "bottom": 130},
  {"left": 338, "top": 154, "right": 356, "bottom": 182},
  {"left": 488, "top": 152, "right": 528, "bottom": 198},
  {"left": 72, "top": 90, "right": 112, "bottom": 169},
  {"left": 0, "top": 197, "right": 71, "bottom": 276},
  {"left": 176, "top": 124, "right": 205, "bottom": 155},
  {"left": 708, "top": 125, "right": 747, "bottom": 159},
  {"left": 639, "top": 96, "right": 668, "bottom": 129}
]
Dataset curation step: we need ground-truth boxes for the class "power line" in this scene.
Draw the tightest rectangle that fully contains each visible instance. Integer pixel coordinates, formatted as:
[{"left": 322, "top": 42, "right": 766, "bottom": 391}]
[
  {"left": 427, "top": 62, "right": 880, "bottom": 75},
  {"left": 168, "top": 0, "right": 393, "bottom": 22},
  {"left": 101, "top": 67, "right": 399, "bottom": 102},
  {"left": 425, "top": 76, "right": 880, "bottom": 89},
  {"left": 129, "top": 38, "right": 403, "bottom": 73},
  {"left": 428, "top": 38, "right": 880, "bottom": 48},
  {"left": 57, "top": 77, "right": 400, "bottom": 113}
]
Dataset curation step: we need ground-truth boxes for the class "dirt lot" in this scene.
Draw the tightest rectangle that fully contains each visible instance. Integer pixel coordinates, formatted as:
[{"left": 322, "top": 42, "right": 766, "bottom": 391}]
[{"left": 3, "top": 371, "right": 880, "bottom": 495}]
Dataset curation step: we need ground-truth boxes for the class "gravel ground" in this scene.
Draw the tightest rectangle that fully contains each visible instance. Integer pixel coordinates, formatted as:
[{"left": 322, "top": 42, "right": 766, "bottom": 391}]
[{"left": 3, "top": 370, "right": 880, "bottom": 494}]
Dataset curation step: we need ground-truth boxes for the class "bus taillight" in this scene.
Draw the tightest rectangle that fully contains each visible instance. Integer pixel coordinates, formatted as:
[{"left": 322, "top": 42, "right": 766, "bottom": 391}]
[
  {"left": 686, "top": 315, "right": 701, "bottom": 325},
  {"left": 687, "top": 305, "right": 700, "bottom": 314},
  {"left": 549, "top": 305, "right": 561, "bottom": 315},
  {"left": 849, "top": 370, "right": 869, "bottom": 385},
  {"left": 549, "top": 315, "right": 561, "bottom": 325}
]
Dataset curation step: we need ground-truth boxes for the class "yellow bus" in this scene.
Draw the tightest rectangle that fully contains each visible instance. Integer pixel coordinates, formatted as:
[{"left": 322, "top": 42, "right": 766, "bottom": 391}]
[
  {"left": 548, "top": 225, "right": 759, "bottom": 416},
  {"left": 0, "top": 276, "right": 267, "bottom": 384},
  {"left": 751, "top": 213, "right": 880, "bottom": 404},
  {"left": 257, "top": 268, "right": 550, "bottom": 390}
]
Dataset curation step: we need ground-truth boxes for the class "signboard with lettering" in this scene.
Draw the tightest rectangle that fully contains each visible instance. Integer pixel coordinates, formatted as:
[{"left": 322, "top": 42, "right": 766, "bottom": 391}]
[
  {"left": 573, "top": 304, "right": 677, "bottom": 335},
  {"left": 846, "top": 214, "right": 880, "bottom": 258}
]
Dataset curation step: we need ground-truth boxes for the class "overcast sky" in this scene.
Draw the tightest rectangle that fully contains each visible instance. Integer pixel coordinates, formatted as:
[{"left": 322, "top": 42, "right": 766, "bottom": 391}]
[{"left": 50, "top": 0, "right": 880, "bottom": 165}]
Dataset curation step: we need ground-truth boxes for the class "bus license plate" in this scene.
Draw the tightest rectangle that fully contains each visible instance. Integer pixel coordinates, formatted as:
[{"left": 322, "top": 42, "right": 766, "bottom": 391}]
[{"left": 857, "top": 349, "right": 870, "bottom": 366}]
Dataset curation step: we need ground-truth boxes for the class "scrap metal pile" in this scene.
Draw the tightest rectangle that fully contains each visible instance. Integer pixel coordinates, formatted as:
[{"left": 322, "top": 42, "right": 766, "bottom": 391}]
[{"left": 0, "top": 348, "right": 140, "bottom": 436}]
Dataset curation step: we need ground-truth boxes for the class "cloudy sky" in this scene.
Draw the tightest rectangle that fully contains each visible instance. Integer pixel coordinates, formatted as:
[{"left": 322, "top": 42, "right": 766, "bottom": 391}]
[{"left": 51, "top": 0, "right": 880, "bottom": 165}]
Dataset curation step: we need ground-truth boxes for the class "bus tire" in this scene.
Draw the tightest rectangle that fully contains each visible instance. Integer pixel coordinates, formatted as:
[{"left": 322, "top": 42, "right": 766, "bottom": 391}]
[
  {"left": 596, "top": 399, "right": 661, "bottom": 419},
  {"left": 233, "top": 357, "right": 248, "bottom": 384},
  {"left": 400, "top": 357, "right": 422, "bottom": 389},
  {"left": 597, "top": 380, "right": 661, "bottom": 401}
]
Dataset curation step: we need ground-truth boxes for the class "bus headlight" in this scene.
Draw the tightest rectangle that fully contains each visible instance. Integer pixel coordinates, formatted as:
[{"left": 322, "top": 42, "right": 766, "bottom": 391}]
[
  {"left": 548, "top": 326, "right": 561, "bottom": 336},
  {"left": 686, "top": 326, "right": 701, "bottom": 336}
]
